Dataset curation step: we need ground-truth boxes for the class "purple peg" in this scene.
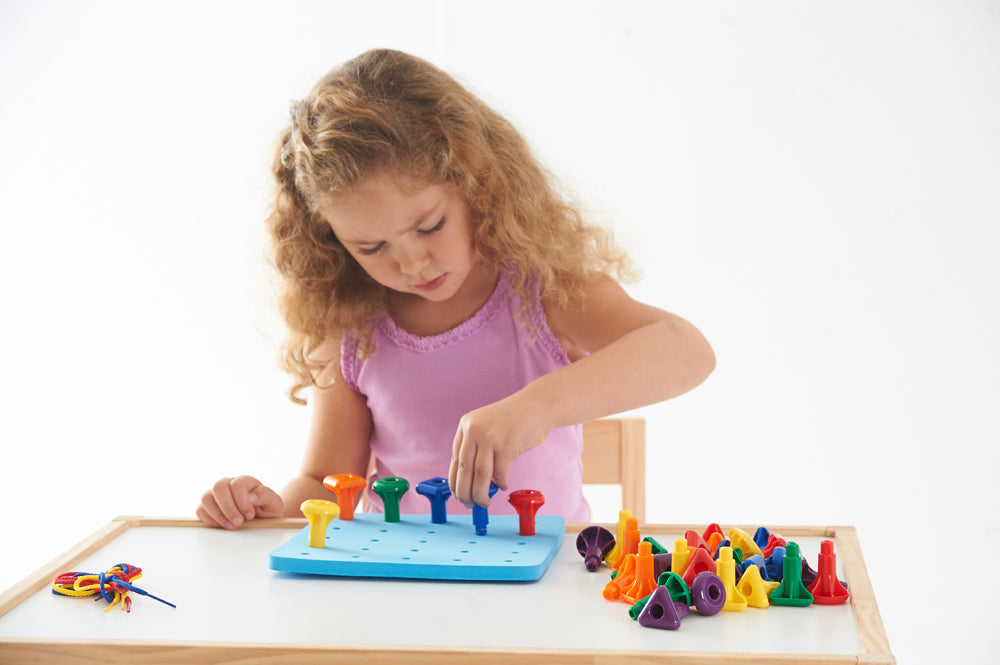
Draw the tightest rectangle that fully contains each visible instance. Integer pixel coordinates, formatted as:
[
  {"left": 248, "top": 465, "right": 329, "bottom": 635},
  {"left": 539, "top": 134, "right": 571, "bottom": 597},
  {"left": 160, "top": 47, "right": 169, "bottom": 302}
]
[{"left": 576, "top": 525, "right": 616, "bottom": 572}]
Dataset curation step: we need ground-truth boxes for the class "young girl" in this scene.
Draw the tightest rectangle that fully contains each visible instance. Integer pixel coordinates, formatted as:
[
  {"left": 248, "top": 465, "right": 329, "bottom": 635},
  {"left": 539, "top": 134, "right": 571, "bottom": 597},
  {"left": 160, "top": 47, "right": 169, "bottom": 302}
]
[{"left": 197, "top": 49, "right": 715, "bottom": 529}]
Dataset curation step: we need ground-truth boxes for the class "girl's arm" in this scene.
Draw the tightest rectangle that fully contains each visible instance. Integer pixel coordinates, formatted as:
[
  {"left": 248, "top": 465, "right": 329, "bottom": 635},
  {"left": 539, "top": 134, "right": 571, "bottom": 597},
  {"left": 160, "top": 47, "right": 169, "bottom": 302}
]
[
  {"left": 448, "top": 273, "right": 715, "bottom": 508},
  {"left": 278, "top": 345, "right": 374, "bottom": 516},
  {"left": 196, "top": 339, "right": 373, "bottom": 528}
]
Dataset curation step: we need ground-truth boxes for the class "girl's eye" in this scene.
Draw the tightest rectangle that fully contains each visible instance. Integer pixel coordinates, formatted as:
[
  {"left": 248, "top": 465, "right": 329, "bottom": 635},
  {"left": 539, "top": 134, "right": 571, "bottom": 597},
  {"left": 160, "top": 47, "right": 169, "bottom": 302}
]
[
  {"left": 358, "top": 243, "right": 385, "bottom": 256},
  {"left": 418, "top": 218, "right": 445, "bottom": 236}
]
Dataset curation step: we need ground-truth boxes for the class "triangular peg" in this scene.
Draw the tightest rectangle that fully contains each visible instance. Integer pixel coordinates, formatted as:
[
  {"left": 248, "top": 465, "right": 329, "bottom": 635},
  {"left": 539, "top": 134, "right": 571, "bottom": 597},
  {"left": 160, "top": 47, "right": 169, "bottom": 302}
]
[
  {"left": 736, "top": 564, "right": 779, "bottom": 608},
  {"left": 637, "top": 586, "right": 686, "bottom": 630}
]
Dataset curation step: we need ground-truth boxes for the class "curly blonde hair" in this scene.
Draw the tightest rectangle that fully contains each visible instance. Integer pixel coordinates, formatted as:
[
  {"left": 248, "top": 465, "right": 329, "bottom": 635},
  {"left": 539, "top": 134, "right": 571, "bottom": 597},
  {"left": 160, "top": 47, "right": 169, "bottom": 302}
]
[{"left": 270, "top": 49, "right": 631, "bottom": 404}]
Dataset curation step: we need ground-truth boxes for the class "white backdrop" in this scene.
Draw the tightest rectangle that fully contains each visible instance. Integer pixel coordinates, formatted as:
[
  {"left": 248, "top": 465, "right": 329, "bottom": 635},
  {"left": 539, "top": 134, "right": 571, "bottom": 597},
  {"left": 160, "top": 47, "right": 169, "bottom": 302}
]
[{"left": 1, "top": 2, "right": 997, "bottom": 663}]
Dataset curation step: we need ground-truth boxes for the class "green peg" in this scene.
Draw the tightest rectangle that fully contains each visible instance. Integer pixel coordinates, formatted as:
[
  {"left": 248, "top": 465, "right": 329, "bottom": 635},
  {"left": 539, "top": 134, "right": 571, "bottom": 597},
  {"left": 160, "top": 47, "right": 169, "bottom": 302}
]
[
  {"left": 769, "top": 541, "right": 814, "bottom": 607},
  {"left": 371, "top": 476, "right": 410, "bottom": 522}
]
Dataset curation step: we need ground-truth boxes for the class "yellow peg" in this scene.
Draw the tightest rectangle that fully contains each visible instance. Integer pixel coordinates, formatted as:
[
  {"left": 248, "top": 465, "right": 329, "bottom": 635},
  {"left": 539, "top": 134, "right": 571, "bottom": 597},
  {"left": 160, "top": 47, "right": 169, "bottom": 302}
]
[
  {"left": 300, "top": 499, "right": 340, "bottom": 548},
  {"left": 727, "top": 527, "right": 763, "bottom": 558},
  {"left": 671, "top": 537, "right": 690, "bottom": 576},
  {"left": 604, "top": 509, "right": 631, "bottom": 568},
  {"left": 716, "top": 547, "right": 748, "bottom": 611},
  {"left": 736, "top": 564, "right": 780, "bottom": 609}
]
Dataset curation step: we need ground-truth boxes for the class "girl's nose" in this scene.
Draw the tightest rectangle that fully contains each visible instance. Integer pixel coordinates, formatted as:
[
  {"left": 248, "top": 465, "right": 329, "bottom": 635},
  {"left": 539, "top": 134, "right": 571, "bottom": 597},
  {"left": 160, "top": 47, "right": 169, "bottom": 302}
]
[{"left": 394, "top": 242, "right": 430, "bottom": 276}]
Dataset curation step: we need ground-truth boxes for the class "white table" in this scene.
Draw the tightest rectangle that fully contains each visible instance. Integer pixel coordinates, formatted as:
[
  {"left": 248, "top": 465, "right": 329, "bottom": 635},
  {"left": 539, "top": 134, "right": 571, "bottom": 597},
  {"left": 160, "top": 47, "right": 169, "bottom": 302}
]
[{"left": 0, "top": 517, "right": 894, "bottom": 664}]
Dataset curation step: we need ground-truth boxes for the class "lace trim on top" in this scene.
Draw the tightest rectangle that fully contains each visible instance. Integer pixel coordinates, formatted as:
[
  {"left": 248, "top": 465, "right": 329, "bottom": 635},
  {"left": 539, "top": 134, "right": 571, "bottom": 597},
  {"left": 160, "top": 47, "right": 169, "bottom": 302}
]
[
  {"left": 341, "top": 265, "right": 571, "bottom": 391},
  {"left": 375, "top": 267, "right": 517, "bottom": 353}
]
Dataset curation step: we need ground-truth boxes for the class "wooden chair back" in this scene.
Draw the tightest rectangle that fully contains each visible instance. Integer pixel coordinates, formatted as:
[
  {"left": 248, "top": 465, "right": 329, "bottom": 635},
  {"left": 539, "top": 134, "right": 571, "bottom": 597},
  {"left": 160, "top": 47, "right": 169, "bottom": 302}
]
[{"left": 581, "top": 418, "right": 646, "bottom": 523}]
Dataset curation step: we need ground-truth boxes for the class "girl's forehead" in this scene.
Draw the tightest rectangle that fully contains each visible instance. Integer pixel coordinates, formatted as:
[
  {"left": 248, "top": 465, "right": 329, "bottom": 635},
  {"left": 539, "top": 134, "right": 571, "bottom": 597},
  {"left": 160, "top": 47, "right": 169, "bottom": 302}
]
[{"left": 316, "top": 174, "right": 457, "bottom": 238}]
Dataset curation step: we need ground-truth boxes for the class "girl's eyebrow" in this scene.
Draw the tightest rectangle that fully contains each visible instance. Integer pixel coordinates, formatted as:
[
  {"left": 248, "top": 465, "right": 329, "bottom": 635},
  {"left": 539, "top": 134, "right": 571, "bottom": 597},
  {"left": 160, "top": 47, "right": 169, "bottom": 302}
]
[{"left": 341, "top": 203, "right": 441, "bottom": 246}]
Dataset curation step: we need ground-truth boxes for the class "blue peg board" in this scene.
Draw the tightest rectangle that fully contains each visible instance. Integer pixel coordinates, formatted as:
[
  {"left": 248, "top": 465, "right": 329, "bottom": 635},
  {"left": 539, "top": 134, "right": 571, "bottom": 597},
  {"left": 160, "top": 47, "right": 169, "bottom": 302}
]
[{"left": 269, "top": 513, "right": 565, "bottom": 581}]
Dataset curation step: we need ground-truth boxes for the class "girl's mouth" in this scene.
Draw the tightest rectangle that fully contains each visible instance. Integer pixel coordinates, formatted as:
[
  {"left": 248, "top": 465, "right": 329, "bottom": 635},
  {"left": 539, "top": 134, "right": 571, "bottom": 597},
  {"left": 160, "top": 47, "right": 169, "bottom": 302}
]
[{"left": 414, "top": 274, "right": 447, "bottom": 292}]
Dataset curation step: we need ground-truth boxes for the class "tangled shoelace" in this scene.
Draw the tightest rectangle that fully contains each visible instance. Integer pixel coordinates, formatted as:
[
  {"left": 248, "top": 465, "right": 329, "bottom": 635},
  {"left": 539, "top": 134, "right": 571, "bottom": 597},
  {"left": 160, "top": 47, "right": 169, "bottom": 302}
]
[{"left": 51, "top": 563, "right": 176, "bottom": 613}]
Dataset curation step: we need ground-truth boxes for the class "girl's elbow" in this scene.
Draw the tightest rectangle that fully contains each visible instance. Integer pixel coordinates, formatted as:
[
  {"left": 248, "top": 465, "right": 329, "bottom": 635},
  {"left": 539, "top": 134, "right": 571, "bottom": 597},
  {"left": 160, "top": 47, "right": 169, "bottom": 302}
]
[{"left": 661, "top": 319, "right": 716, "bottom": 394}]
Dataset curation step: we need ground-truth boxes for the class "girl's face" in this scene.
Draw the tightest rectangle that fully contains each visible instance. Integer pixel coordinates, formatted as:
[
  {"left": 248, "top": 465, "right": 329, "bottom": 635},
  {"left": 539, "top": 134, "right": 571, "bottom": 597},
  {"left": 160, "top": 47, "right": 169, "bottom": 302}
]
[{"left": 318, "top": 174, "right": 480, "bottom": 304}]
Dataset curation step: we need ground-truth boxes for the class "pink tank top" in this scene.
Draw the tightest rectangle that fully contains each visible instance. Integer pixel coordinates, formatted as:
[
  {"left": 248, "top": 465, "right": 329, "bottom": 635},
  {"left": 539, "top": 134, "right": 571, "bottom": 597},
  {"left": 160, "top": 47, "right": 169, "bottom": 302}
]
[{"left": 341, "top": 267, "right": 590, "bottom": 521}]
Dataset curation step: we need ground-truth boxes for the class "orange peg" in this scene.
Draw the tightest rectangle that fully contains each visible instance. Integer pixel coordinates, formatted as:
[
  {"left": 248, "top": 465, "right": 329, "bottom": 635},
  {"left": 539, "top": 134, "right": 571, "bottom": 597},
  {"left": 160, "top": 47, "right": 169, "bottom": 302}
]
[
  {"left": 623, "top": 541, "right": 658, "bottom": 604},
  {"left": 603, "top": 553, "right": 637, "bottom": 601},
  {"left": 322, "top": 473, "right": 367, "bottom": 521},
  {"left": 706, "top": 532, "right": 725, "bottom": 556},
  {"left": 613, "top": 518, "right": 641, "bottom": 571}
]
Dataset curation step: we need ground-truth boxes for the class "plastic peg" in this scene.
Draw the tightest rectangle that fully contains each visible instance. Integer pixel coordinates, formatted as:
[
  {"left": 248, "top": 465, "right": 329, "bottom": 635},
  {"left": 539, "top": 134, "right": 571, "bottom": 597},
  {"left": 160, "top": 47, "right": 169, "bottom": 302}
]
[
  {"left": 752, "top": 526, "right": 772, "bottom": 549},
  {"left": 689, "top": 571, "right": 726, "bottom": 616},
  {"left": 623, "top": 518, "right": 641, "bottom": 555},
  {"left": 576, "top": 525, "right": 616, "bottom": 572},
  {"left": 322, "top": 473, "right": 366, "bottom": 521},
  {"left": 415, "top": 477, "right": 452, "bottom": 524},
  {"left": 713, "top": 538, "right": 731, "bottom": 558},
  {"left": 743, "top": 554, "right": 769, "bottom": 580},
  {"left": 715, "top": 547, "right": 748, "bottom": 611},
  {"left": 603, "top": 553, "right": 637, "bottom": 601},
  {"left": 685, "top": 529, "right": 712, "bottom": 553},
  {"left": 652, "top": 553, "right": 672, "bottom": 580},
  {"left": 637, "top": 586, "right": 686, "bottom": 630},
  {"left": 681, "top": 548, "right": 717, "bottom": 586},
  {"left": 736, "top": 564, "right": 779, "bottom": 608},
  {"left": 702, "top": 522, "right": 725, "bottom": 542},
  {"left": 765, "top": 546, "right": 786, "bottom": 581},
  {"left": 642, "top": 536, "right": 668, "bottom": 554},
  {"left": 807, "top": 540, "right": 850, "bottom": 605},
  {"left": 604, "top": 510, "right": 632, "bottom": 568},
  {"left": 471, "top": 482, "right": 499, "bottom": 535},
  {"left": 629, "top": 593, "right": 652, "bottom": 620},
  {"left": 371, "top": 476, "right": 410, "bottom": 523},
  {"left": 624, "top": 541, "right": 658, "bottom": 604},
  {"left": 299, "top": 499, "right": 340, "bottom": 548},
  {"left": 670, "top": 537, "right": 690, "bottom": 576},
  {"left": 706, "top": 532, "right": 725, "bottom": 556},
  {"left": 727, "top": 527, "right": 763, "bottom": 558},
  {"left": 801, "top": 555, "right": 819, "bottom": 587},
  {"left": 613, "top": 518, "right": 641, "bottom": 570},
  {"left": 770, "top": 541, "right": 814, "bottom": 607},
  {"left": 762, "top": 533, "right": 787, "bottom": 557},
  {"left": 657, "top": 571, "right": 691, "bottom": 607},
  {"left": 508, "top": 489, "right": 545, "bottom": 536}
]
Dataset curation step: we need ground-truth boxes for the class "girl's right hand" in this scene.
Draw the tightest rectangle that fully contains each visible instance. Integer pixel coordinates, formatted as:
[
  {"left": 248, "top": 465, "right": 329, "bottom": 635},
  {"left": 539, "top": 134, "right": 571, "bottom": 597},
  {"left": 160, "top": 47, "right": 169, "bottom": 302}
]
[{"left": 196, "top": 476, "right": 284, "bottom": 529}]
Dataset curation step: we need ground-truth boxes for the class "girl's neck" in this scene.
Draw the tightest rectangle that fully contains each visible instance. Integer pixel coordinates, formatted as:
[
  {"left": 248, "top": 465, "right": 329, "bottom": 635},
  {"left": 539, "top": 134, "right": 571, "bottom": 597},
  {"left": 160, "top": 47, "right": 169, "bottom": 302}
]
[{"left": 385, "top": 261, "right": 501, "bottom": 337}]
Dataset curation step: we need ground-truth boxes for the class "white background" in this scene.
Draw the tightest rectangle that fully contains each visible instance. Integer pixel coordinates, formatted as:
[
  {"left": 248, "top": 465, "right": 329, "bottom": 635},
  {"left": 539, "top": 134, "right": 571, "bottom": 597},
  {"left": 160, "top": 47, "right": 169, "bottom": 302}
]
[{"left": 1, "top": 2, "right": 997, "bottom": 663}]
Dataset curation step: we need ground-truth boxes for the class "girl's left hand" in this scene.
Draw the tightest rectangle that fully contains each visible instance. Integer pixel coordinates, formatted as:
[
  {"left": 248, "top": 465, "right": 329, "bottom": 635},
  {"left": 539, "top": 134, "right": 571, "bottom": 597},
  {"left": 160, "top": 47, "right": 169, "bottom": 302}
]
[{"left": 448, "top": 394, "right": 550, "bottom": 508}]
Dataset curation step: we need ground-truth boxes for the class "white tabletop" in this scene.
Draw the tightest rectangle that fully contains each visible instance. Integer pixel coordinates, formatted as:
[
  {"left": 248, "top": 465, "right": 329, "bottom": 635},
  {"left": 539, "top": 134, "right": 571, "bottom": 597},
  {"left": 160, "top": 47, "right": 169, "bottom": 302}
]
[{"left": 0, "top": 520, "right": 866, "bottom": 659}]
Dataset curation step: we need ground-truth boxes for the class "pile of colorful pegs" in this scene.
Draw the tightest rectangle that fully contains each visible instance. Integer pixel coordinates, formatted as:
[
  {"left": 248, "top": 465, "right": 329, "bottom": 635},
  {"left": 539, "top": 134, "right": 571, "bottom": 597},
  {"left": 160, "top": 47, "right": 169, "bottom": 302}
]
[{"left": 575, "top": 511, "right": 849, "bottom": 630}]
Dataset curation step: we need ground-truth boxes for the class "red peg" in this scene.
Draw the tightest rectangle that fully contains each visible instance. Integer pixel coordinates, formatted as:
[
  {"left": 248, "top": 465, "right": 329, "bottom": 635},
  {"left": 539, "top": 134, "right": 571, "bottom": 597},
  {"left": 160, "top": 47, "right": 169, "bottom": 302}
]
[
  {"left": 507, "top": 489, "right": 545, "bottom": 535},
  {"left": 807, "top": 540, "right": 850, "bottom": 604},
  {"left": 761, "top": 533, "right": 787, "bottom": 557},
  {"left": 322, "top": 473, "right": 367, "bottom": 521},
  {"left": 702, "top": 522, "right": 725, "bottom": 542},
  {"left": 681, "top": 548, "right": 717, "bottom": 586},
  {"left": 685, "top": 529, "right": 712, "bottom": 553}
]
